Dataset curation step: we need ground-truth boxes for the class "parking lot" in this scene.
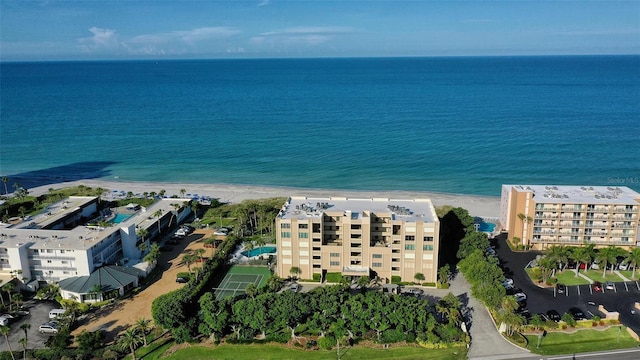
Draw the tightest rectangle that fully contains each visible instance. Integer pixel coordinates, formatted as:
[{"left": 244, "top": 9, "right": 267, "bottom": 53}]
[
  {"left": 493, "top": 234, "right": 640, "bottom": 334},
  {"left": 0, "top": 299, "right": 59, "bottom": 352}
]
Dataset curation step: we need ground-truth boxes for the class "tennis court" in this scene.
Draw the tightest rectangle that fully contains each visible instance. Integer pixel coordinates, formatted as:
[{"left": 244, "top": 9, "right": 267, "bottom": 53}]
[{"left": 213, "top": 265, "right": 271, "bottom": 300}]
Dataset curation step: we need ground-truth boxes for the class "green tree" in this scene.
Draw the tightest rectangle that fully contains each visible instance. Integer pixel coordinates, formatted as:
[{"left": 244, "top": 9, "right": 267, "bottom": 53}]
[
  {"left": 77, "top": 330, "right": 105, "bottom": 358},
  {"left": 438, "top": 266, "right": 451, "bottom": 285},
  {"left": 153, "top": 209, "right": 163, "bottom": 236},
  {"left": 596, "top": 246, "right": 624, "bottom": 277},
  {"left": 19, "top": 337, "right": 26, "bottom": 360},
  {"left": 144, "top": 243, "right": 161, "bottom": 264},
  {"left": 182, "top": 253, "right": 197, "bottom": 273},
  {"left": 625, "top": 247, "right": 640, "bottom": 279},
  {"left": 570, "top": 244, "right": 594, "bottom": 277},
  {"left": 2, "top": 282, "right": 14, "bottom": 311},
  {"left": 245, "top": 283, "right": 258, "bottom": 299},
  {"left": 546, "top": 245, "right": 570, "bottom": 275},
  {"left": 135, "top": 318, "right": 152, "bottom": 347},
  {"left": 1, "top": 325, "right": 16, "bottom": 360},
  {"left": 501, "top": 295, "right": 519, "bottom": 314},
  {"left": 561, "top": 312, "right": 577, "bottom": 327},
  {"left": 19, "top": 323, "right": 30, "bottom": 342},
  {"left": 180, "top": 189, "right": 186, "bottom": 198},
  {"left": 118, "top": 328, "right": 144, "bottom": 360},
  {"left": 289, "top": 266, "right": 301, "bottom": 280},
  {"left": 137, "top": 228, "right": 149, "bottom": 244},
  {"left": 198, "top": 293, "right": 230, "bottom": 342},
  {"left": 414, "top": 272, "right": 425, "bottom": 284}
]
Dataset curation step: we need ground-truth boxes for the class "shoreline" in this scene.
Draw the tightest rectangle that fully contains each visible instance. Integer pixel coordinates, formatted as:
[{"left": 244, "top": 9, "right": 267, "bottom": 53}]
[{"left": 27, "top": 178, "right": 501, "bottom": 218}]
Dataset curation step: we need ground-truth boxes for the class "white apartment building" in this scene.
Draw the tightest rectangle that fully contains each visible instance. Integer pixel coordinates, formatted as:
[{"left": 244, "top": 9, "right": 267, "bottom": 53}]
[
  {"left": 276, "top": 197, "right": 440, "bottom": 284},
  {"left": 0, "top": 196, "right": 191, "bottom": 288}
]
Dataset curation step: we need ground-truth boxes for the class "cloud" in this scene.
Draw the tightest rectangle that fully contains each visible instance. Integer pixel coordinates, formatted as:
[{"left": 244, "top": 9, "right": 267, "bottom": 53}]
[
  {"left": 257, "top": 0, "right": 270, "bottom": 7},
  {"left": 129, "top": 27, "right": 240, "bottom": 45},
  {"left": 251, "top": 26, "right": 354, "bottom": 46},
  {"left": 78, "top": 27, "right": 119, "bottom": 51}
]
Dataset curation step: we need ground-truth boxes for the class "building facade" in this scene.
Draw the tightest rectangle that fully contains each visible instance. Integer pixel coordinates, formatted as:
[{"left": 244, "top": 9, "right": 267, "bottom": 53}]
[
  {"left": 500, "top": 185, "right": 640, "bottom": 250},
  {"left": 0, "top": 196, "right": 190, "bottom": 287},
  {"left": 276, "top": 197, "right": 440, "bottom": 284}
]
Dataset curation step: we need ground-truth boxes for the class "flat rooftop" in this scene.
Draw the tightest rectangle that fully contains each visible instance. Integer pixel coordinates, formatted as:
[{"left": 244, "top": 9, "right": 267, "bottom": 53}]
[
  {"left": 279, "top": 196, "right": 437, "bottom": 223},
  {"left": 505, "top": 185, "right": 640, "bottom": 205},
  {"left": 0, "top": 197, "right": 187, "bottom": 250}
]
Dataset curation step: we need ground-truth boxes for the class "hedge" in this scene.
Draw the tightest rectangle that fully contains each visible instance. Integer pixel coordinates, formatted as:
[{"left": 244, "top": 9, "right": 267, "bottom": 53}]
[
  {"left": 325, "top": 272, "right": 343, "bottom": 283},
  {"left": 391, "top": 276, "right": 402, "bottom": 284},
  {"left": 313, "top": 273, "right": 321, "bottom": 282}
]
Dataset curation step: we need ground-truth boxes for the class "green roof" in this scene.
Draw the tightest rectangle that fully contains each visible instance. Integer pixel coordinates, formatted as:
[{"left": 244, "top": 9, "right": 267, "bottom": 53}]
[{"left": 59, "top": 266, "right": 139, "bottom": 294}]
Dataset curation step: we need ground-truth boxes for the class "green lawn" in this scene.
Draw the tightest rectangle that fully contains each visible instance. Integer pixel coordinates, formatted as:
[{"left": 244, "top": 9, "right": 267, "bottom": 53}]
[
  {"left": 555, "top": 270, "right": 591, "bottom": 286},
  {"left": 154, "top": 343, "right": 467, "bottom": 360},
  {"left": 582, "top": 270, "right": 625, "bottom": 283},
  {"left": 526, "top": 326, "right": 639, "bottom": 355},
  {"left": 619, "top": 270, "right": 639, "bottom": 281}
]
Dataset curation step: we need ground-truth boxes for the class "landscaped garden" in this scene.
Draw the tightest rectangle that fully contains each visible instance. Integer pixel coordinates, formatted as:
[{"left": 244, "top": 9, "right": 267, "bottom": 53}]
[{"left": 525, "top": 326, "right": 638, "bottom": 355}]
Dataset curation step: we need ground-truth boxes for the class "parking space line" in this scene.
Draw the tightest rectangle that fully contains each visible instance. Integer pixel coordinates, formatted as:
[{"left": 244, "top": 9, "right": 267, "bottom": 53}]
[
  {"left": 624, "top": 282, "right": 629, "bottom": 292},
  {"left": 636, "top": 281, "right": 639, "bottom": 291},
  {"left": 553, "top": 287, "right": 556, "bottom": 298},
  {"left": 588, "top": 285, "right": 592, "bottom": 295},
  {"left": 613, "top": 283, "right": 617, "bottom": 293}
]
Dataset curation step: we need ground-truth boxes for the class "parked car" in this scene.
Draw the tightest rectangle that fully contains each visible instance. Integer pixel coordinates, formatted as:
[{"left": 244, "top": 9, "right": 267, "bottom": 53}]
[
  {"left": 176, "top": 277, "right": 189, "bottom": 283},
  {"left": 568, "top": 307, "right": 586, "bottom": 320},
  {"left": 159, "top": 245, "right": 173, "bottom": 252},
  {"left": 0, "top": 316, "right": 10, "bottom": 326},
  {"left": 506, "top": 287, "right": 522, "bottom": 296},
  {"left": 619, "top": 261, "right": 630, "bottom": 271},
  {"left": 592, "top": 281, "right": 603, "bottom": 293},
  {"left": 175, "top": 228, "right": 187, "bottom": 237},
  {"left": 407, "top": 288, "right": 424, "bottom": 296},
  {"left": 546, "top": 310, "right": 561, "bottom": 322},
  {"left": 214, "top": 228, "right": 229, "bottom": 236},
  {"left": 556, "top": 284, "right": 566, "bottom": 294},
  {"left": 290, "top": 283, "right": 301, "bottom": 293},
  {"left": 503, "top": 278, "right": 514, "bottom": 288},
  {"left": 514, "top": 292, "right": 527, "bottom": 303},
  {"left": 39, "top": 322, "right": 60, "bottom": 334},
  {"left": 167, "top": 239, "right": 180, "bottom": 245},
  {"left": 590, "top": 262, "right": 600, "bottom": 270},
  {"left": 180, "top": 225, "right": 195, "bottom": 234},
  {"left": 605, "top": 281, "right": 615, "bottom": 290}
]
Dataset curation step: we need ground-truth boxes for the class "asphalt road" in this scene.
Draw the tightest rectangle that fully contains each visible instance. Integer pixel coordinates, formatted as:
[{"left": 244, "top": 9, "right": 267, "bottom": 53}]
[{"left": 492, "top": 234, "right": 640, "bottom": 335}]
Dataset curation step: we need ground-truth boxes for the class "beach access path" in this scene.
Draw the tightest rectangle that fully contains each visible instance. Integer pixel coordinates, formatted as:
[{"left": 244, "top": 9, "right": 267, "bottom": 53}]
[{"left": 28, "top": 179, "right": 501, "bottom": 218}]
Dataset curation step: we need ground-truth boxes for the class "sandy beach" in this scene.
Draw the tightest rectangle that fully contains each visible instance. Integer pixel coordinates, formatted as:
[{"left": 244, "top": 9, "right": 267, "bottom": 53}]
[{"left": 27, "top": 179, "right": 500, "bottom": 218}]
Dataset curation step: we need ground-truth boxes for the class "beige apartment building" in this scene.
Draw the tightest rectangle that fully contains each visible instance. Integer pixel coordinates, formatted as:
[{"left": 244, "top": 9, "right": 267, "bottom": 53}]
[
  {"left": 276, "top": 196, "right": 440, "bottom": 284},
  {"left": 500, "top": 185, "right": 640, "bottom": 250}
]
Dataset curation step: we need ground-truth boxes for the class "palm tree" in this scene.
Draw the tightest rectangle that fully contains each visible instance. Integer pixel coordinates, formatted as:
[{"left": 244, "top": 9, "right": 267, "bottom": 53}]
[
  {"left": 538, "top": 256, "right": 555, "bottom": 283},
  {"left": 118, "top": 328, "right": 144, "bottom": 360},
  {"left": 180, "top": 189, "right": 186, "bottom": 198},
  {"left": 195, "top": 248, "right": 206, "bottom": 263},
  {"left": 626, "top": 247, "right": 640, "bottom": 279},
  {"left": 0, "top": 280, "right": 4, "bottom": 307},
  {"left": 153, "top": 209, "right": 163, "bottom": 236},
  {"left": 135, "top": 318, "right": 152, "bottom": 347},
  {"left": 546, "top": 245, "right": 570, "bottom": 276},
  {"left": 137, "top": 242, "right": 148, "bottom": 257},
  {"left": 289, "top": 266, "right": 301, "bottom": 280},
  {"left": 19, "top": 337, "right": 27, "bottom": 360},
  {"left": 144, "top": 243, "right": 161, "bottom": 265},
  {"left": 1, "top": 177, "right": 8, "bottom": 195},
  {"left": 2, "top": 282, "right": 14, "bottom": 311},
  {"left": 19, "top": 323, "right": 30, "bottom": 342},
  {"left": 570, "top": 245, "right": 593, "bottom": 277},
  {"left": 159, "top": 189, "right": 166, "bottom": 198},
  {"left": 1, "top": 325, "right": 16, "bottom": 360},
  {"left": 204, "top": 238, "right": 218, "bottom": 256},
  {"left": 501, "top": 295, "right": 519, "bottom": 314},
  {"left": 438, "top": 266, "right": 451, "bottom": 285},
  {"left": 182, "top": 253, "right": 197, "bottom": 273},
  {"left": 595, "top": 246, "right": 623, "bottom": 278}
]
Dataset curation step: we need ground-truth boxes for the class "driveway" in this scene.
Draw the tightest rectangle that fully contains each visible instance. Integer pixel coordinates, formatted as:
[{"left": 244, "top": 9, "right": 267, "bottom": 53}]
[
  {"left": 72, "top": 228, "right": 219, "bottom": 341},
  {"left": 493, "top": 234, "right": 640, "bottom": 335}
]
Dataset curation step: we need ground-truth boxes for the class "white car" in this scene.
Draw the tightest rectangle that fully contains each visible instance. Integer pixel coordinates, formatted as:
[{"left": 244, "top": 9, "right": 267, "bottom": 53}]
[
  {"left": 39, "top": 322, "right": 60, "bottom": 334},
  {"left": 514, "top": 292, "right": 527, "bottom": 303},
  {"left": 214, "top": 228, "right": 229, "bottom": 236},
  {"left": 618, "top": 261, "right": 630, "bottom": 271},
  {"left": 175, "top": 228, "right": 187, "bottom": 237},
  {"left": 502, "top": 278, "right": 514, "bottom": 288},
  {"left": 0, "top": 316, "right": 10, "bottom": 326}
]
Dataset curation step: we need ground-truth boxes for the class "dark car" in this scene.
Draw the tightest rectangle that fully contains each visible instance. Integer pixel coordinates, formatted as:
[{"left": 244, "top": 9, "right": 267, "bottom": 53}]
[
  {"left": 506, "top": 287, "right": 522, "bottom": 295},
  {"left": 592, "top": 281, "right": 603, "bottom": 293},
  {"left": 546, "top": 310, "right": 561, "bottom": 322},
  {"left": 176, "top": 277, "right": 189, "bottom": 283},
  {"left": 556, "top": 284, "right": 566, "bottom": 294},
  {"left": 568, "top": 307, "right": 586, "bottom": 320}
]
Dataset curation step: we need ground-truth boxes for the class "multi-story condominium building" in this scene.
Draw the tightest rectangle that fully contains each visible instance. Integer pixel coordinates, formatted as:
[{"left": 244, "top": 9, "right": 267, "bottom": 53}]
[
  {"left": 276, "top": 196, "right": 440, "bottom": 284},
  {"left": 0, "top": 196, "right": 190, "bottom": 288},
  {"left": 500, "top": 185, "right": 640, "bottom": 250}
]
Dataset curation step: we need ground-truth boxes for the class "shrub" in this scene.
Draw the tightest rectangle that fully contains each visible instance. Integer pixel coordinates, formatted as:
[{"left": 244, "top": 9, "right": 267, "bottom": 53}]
[
  {"left": 391, "top": 276, "right": 402, "bottom": 284},
  {"left": 312, "top": 273, "right": 321, "bottom": 282},
  {"left": 177, "top": 272, "right": 191, "bottom": 279},
  {"left": 318, "top": 335, "right": 336, "bottom": 350},
  {"left": 436, "top": 282, "right": 450, "bottom": 289},
  {"left": 422, "top": 282, "right": 436, "bottom": 287}
]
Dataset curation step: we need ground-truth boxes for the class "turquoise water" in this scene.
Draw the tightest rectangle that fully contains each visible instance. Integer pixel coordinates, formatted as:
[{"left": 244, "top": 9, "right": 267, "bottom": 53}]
[
  {"left": 242, "top": 246, "right": 277, "bottom": 258},
  {"left": 478, "top": 222, "right": 497, "bottom": 232},
  {"left": 1, "top": 57, "right": 638, "bottom": 196},
  {"left": 112, "top": 213, "right": 132, "bottom": 224}
]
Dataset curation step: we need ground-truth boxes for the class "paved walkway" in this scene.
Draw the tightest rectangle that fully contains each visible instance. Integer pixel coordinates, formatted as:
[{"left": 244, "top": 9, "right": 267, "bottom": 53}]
[
  {"left": 615, "top": 270, "right": 631, "bottom": 281},
  {"left": 578, "top": 272, "right": 594, "bottom": 283},
  {"left": 448, "top": 273, "right": 538, "bottom": 360}
]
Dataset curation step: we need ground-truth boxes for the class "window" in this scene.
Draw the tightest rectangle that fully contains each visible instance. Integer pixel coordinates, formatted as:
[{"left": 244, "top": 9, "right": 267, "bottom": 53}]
[
  {"left": 281, "top": 223, "right": 291, "bottom": 229},
  {"left": 330, "top": 261, "right": 340, "bottom": 266},
  {"left": 299, "top": 233, "right": 309, "bottom": 238},
  {"left": 351, "top": 224, "right": 361, "bottom": 230},
  {"left": 405, "top": 235, "right": 415, "bottom": 241},
  {"left": 60, "top": 250, "right": 65, "bottom": 254},
  {"left": 423, "top": 245, "right": 433, "bottom": 251},
  {"left": 298, "top": 223, "right": 308, "bottom": 229},
  {"left": 372, "top": 254, "right": 383, "bottom": 259},
  {"left": 423, "top": 236, "right": 433, "bottom": 242},
  {"left": 372, "top": 262, "right": 382, "bottom": 268},
  {"left": 281, "top": 232, "right": 291, "bottom": 238},
  {"left": 330, "top": 252, "right": 340, "bottom": 258},
  {"left": 405, "top": 244, "right": 415, "bottom": 250}
]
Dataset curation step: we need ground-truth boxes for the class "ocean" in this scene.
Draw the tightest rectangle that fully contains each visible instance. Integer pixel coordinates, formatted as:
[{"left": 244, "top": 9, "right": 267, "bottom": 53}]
[{"left": 1, "top": 56, "right": 639, "bottom": 196}]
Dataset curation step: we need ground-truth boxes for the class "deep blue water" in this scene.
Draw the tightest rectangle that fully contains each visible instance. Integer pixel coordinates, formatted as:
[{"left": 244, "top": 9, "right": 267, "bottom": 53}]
[
  {"left": 1, "top": 56, "right": 639, "bottom": 196},
  {"left": 242, "top": 246, "right": 278, "bottom": 258}
]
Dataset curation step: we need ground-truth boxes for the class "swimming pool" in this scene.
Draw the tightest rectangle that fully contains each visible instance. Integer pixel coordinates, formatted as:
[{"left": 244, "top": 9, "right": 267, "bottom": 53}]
[
  {"left": 242, "top": 246, "right": 277, "bottom": 258},
  {"left": 477, "top": 222, "right": 496, "bottom": 232},
  {"left": 112, "top": 213, "right": 132, "bottom": 224}
]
